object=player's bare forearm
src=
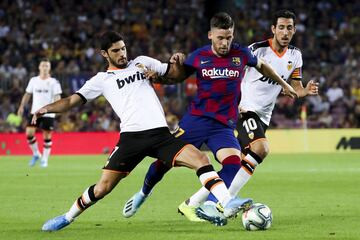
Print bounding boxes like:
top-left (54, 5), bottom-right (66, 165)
top-left (291, 81), bottom-right (307, 97)
top-left (256, 61), bottom-right (287, 88)
top-left (153, 75), bottom-right (185, 85)
top-left (256, 60), bottom-right (298, 98)
top-left (153, 52), bottom-right (188, 85)
top-left (42, 94), bottom-right (82, 114)
top-left (32, 94), bottom-right (82, 124)
top-left (153, 64), bottom-right (188, 85)
top-left (17, 93), bottom-right (31, 116)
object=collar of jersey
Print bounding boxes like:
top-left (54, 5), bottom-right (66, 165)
top-left (268, 38), bottom-right (288, 58)
top-left (107, 67), bottom-right (124, 71)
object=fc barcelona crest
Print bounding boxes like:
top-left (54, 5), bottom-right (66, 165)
top-left (232, 57), bottom-right (241, 66)
top-left (287, 61), bottom-right (293, 71)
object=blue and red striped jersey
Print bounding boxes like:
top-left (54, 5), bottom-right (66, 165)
top-left (184, 43), bottom-right (258, 128)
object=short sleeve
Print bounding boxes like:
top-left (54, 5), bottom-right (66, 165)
top-left (53, 79), bottom-right (62, 95)
top-left (183, 51), bottom-right (198, 76)
top-left (25, 78), bottom-right (34, 93)
top-left (76, 74), bottom-right (103, 100)
top-left (135, 56), bottom-right (169, 76)
top-left (184, 50), bottom-right (198, 69)
top-left (295, 52), bottom-right (303, 68)
top-left (244, 47), bottom-right (258, 67)
top-left (291, 51), bottom-right (303, 80)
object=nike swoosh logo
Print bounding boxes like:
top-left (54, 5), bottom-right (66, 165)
top-left (200, 60), bottom-right (210, 64)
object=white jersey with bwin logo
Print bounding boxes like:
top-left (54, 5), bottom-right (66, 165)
top-left (77, 56), bottom-right (169, 133)
top-left (240, 39), bottom-right (303, 126)
top-left (26, 76), bottom-right (62, 118)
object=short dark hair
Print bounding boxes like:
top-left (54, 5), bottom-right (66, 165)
top-left (39, 58), bottom-right (50, 63)
top-left (272, 10), bottom-right (296, 26)
top-left (210, 12), bottom-right (234, 29)
top-left (99, 31), bottom-right (124, 51)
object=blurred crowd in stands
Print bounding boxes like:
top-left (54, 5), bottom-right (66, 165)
top-left (0, 0), bottom-right (359, 132)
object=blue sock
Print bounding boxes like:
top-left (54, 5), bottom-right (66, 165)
top-left (142, 160), bottom-right (170, 195)
top-left (207, 155), bottom-right (241, 203)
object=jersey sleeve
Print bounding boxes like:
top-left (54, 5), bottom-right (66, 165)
top-left (136, 56), bottom-right (169, 76)
top-left (53, 79), bottom-right (62, 95)
top-left (184, 50), bottom-right (198, 68)
top-left (183, 51), bottom-right (198, 76)
top-left (25, 78), bottom-right (34, 94)
top-left (76, 73), bottom-right (103, 101)
top-left (244, 47), bottom-right (258, 67)
top-left (291, 68), bottom-right (302, 80)
top-left (291, 52), bottom-right (303, 80)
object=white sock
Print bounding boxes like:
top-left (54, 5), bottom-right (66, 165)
top-left (228, 168), bottom-right (251, 197)
top-left (65, 200), bottom-right (82, 221)
top-left (245, 153), bottom-right (259, 167)
top-left (228, 153), bottom-right (259, 197)
top-left (65, 186), bottom-right (96, 221)
top-left (28, 136), bottom-right (41, 156)
top-left (42, 140), bottom-right (52, 163)
top-left (198, 169), bottom-right (232, 207)
top-left (187, 187), bottom-right (209, 207)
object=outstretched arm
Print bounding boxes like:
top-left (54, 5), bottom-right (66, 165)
top-left (255, 59), bottom-right (298, 98)
top-left (31, 93), bottom-right (83, 124)
top-left (149, 53), bottom-right (191, 84)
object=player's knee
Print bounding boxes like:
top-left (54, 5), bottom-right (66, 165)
top-left (252, 140), bottom-right (270, 160)
top-left (26, 135), bottom-right (34, 140)
top-left (177, 145), bottom-right (210, 169)
top-left (191, 151), bottom-right (211, 170)
top-left (26, 135), bottom-right (36, 144)
top-left (258, 141), bottom-right (270, 159)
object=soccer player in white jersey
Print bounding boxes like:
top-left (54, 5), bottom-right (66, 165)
top-left (17, 59), bottom-right (62, 167)
top-left (192, 9), bottom-right (319, 221)
top-left (32, 31), bottom-right (252, 231)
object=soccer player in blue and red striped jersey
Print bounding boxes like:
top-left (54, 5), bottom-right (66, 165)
top-left (123, 12), bottom-right (297, 226)
top-left (184, 42), bottom-right (255, 129)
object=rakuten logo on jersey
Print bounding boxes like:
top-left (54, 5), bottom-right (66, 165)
top-left (202, 68), bottom-right (240, 79)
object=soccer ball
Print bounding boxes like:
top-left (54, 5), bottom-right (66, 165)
top-left (241, 203), bottom-right (273, 231)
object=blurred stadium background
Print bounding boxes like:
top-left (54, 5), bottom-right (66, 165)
top-left (1, 0), bottom-right (359, 155)
top-left (0, 0), bottom-right (359, 133)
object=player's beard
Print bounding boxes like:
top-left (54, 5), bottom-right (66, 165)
top-left (216, 46), bottom-right (230, 56)
top-left (109, 56), bottom-right (128, 69)
top-left (275, 35), bottom-right (290, 48)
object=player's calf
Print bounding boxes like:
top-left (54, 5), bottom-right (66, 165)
top-left (241, 149), bottom-right (264, 175)
top-left (228, 149), bottom-right (264, 197)
top-left (41, 138), bottom-right (52, 167)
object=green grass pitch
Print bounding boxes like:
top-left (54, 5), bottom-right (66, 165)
top-left (0, 152), bottom-right (359, 240)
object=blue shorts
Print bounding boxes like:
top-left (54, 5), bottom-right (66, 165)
top-left (177, 113), bottom-right (240, 155)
